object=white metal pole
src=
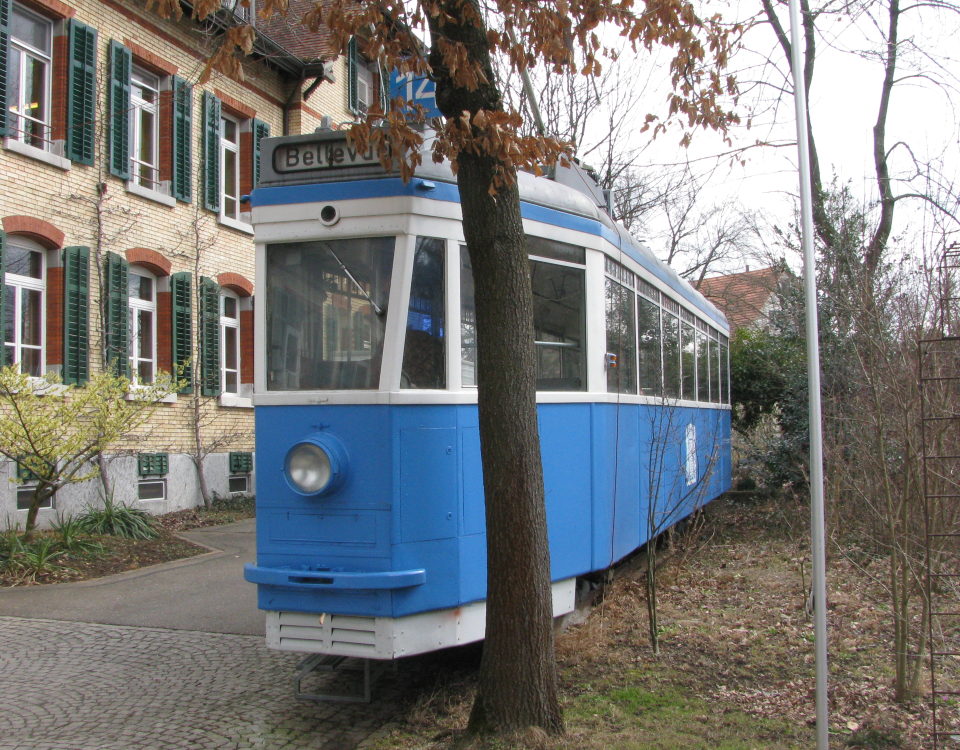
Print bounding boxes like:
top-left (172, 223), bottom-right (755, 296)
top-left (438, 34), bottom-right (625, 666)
top-left (787, 1), bottom-right (830, 747)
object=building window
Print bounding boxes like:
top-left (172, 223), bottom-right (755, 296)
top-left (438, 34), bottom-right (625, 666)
top-left (138, 479), bottom-right (165, 501)
top-left (347, 37), bottom-right (385, 116)
top-left (220, 115), bottom-right (240, 221)
top-left (220, 291), bottom-right (240, 393)
top-left (228, 475), bottom-right (248, 494)
top-left (2, 238), bottom-right (45, 376)
top-left (17, 485), bottom-right (52, 511)
top-left (8, 4), bottom-right (52, 149)
top-left (130, 65), bottom-right (160, 190)
top-left (128, 268), bottom-right (156, 382)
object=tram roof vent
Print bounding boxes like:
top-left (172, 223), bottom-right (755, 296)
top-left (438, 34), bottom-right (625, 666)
top-left (548, 159), bottom-right (608, 213)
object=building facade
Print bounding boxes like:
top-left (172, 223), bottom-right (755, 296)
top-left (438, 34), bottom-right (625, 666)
top-left (0, 0), bottom-right (378, 526)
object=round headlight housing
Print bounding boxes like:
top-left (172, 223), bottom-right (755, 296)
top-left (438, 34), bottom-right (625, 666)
top-left (284, 435), bottom-right (348, 496)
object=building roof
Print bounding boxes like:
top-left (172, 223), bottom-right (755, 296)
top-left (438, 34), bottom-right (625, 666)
top-left (695, 267), bottom-right (782, 331)
top-left (255, 0), bottom-right (340, 63)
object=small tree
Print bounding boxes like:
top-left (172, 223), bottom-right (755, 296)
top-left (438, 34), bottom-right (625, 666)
top-left (643, 404), bottom-right (720, 654)
top-left (0, 367), bottom-right (177, 540)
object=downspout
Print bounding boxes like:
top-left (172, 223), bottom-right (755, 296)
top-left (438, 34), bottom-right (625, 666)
top-left (282, 74), bottom-right (306, 136)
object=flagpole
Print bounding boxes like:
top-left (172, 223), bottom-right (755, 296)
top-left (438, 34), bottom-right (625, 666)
top-left (787, 0), bottom-right (830, 747)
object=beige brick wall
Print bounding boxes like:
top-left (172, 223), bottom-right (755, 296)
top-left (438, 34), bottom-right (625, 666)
top-left (1, 0), bottom-right (351, 515)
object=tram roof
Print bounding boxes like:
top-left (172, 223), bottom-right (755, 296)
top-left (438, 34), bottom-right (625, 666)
top-left (254, 131), bottom-right (729, 331)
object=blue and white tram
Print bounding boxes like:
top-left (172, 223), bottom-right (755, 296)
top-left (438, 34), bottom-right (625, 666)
top-left (244, 130), bottom-right (732, 660)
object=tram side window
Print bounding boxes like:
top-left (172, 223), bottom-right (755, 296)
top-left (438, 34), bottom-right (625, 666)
top-left (460, 246), bottom-right (477, 386)
top-left (605, 278), bottom-right (637, 394)
top-left (402, 238), bottom-right (446, 389)
top-left (680, 321), bottom-right (696, 400)
top-left (720, 338), bottom-right (730, 404)
top-left (531, 258), bottom-right (585, 391)
top-left (696, 329), bottom-right (710, 402)
top-left (265, 238), bottom-right (394, 390)
top-left (637, 296), bottom-right (662, 397)
top-left (458, 238), bottom-right (586, 391)
top-left (711, 331), bottom-right (722, 404)
top-left (662, 312), bottom-right (681, 399)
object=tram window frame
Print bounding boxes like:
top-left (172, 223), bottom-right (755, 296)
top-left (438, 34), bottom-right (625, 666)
top-left (637, 294), bottom-right (662, 397)
top-left (401, 237), bottom-right (446, 389)
top-left (680, 320), bottom-right (696, 401)
top-left (696, 328), bottom-right (710, 402)
top-left (264, 237), bottom-right (395, 391)
top-left (459, 237), bottom-right (587, 392)
top-left (720, 336), bottom-right (730, 404)
top-left (604, 276), bottom-right (638, 395)
top-left (530, 243), bottom-right (586, 392)
top-left (710, 329), bottom-right (722, 404)
top-left (459, 245), bottom-right (477, 387)
top-left (661, 309), bottom-right (681, 400)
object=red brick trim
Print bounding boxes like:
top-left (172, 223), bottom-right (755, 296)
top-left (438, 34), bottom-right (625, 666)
top-left (2, 216), bottom-right (65, 249)
top-left (98, 0), bottom-right (287, 110)
top-left (289, 100), bottom-right (326, 122)
top-left (215, 89), bottom-right (256, 120)
top-left (19, 0), bottom-right (74, 18)
top-left (125, 40), bottom-right (179, 77)
top-left (46, 266), bottom-right (64, 367)
top-left (217, 272), bottom-right (253, 297)
top-left (51, 35), bottom-right (68, 142)
top-left (157, 291), bottom-right (172, 373)
top-left (240, 308), bottom-right (254, 384)
top-left (125, 247), bottom-right (172, 277)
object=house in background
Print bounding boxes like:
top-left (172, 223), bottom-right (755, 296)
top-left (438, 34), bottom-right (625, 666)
top-left (695, 266), bottom-right (788, 333)
top-left (0, 0), bottom-right (381, 527)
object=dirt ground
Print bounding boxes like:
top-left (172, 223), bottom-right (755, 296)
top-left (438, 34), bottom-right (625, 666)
top-left (366, 493), bottom-right (958, 749)
top-left (0, 501), bottom-right (254, 587)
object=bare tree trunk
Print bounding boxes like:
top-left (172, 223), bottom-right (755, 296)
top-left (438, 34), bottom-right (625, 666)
top-left (23, 482), bottom-right (54, 541)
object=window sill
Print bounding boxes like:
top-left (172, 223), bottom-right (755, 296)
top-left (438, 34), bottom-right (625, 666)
top-left (127, 181), bottom-right (176, 207)
top-left (125, 385), bottom-right (178, 404)
top-left (219, 213), bottom-right (254, 235)
top-left (4, 138), bottom-right (71, 171)
top-left (219, 392), bottom-right (253, 408)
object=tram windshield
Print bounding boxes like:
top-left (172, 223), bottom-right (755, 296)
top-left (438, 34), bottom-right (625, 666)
top-left (265, 237), bottom-right (394, 390)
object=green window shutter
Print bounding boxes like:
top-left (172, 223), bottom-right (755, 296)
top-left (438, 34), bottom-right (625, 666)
top-left (170, 272), bottom-right (193, 393)
top-left (202, 92), bottom-right (221, 212)
top-left (199, 276), bottom-right (221, 396)
top-left (172, 77), bottom-right (192, 203)
top-left (138, 452), bottom-right (168, 476)
top-left (66, 20), bottom-right (97, 165)
top-left (0, 231), bottom-right (6, 367)
top-left (0, 0), bottom-right (11, 137)
top-left (62, 246), bottom-right (90, 385)
top-left (229, 451), bottom-right (253, 473)
top-left (251, 119), bottom-right (270, 188)
top-left (347, 37), bottom-right (359, 114)
top-left (108, 41), bottom-right (132, 179)
top-left (104, 251), bottom-right (130, 377)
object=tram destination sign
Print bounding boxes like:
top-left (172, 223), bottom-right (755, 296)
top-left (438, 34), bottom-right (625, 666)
top-left (273, 138), bottom-right (381, 174)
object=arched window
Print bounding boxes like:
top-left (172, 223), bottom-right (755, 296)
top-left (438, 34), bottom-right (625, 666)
top-left (3, 236), bottom-right (46, 375)
top-left (220, 290), bottom-right (240, 393)
top-left (128, 267), bottom-right (157, 382)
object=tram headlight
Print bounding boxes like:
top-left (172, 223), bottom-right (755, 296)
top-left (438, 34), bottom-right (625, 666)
top-left (284, 435), bottom-right (348, 496)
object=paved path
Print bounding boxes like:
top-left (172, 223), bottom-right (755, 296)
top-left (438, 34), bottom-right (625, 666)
top-left (0, 520), bottom-right (414, 749)
top-left (0, 520), bottom-right (262, 634)
top-left (0, 617), bottom-right (403, 750)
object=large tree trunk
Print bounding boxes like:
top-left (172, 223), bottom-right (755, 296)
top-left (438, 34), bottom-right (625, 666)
top-left (460, 154), bottom-right (563, 735)
top-left (427, 0), bottom-right (563, 736)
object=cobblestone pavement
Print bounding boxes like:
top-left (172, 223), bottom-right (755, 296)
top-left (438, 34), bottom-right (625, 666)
top-left (0, 617), bottom-right (405, 750)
